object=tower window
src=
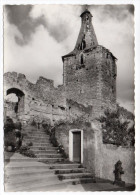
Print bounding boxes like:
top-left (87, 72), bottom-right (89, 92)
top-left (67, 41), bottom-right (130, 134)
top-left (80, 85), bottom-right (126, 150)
top-left (81, 54), bottom-right (84, 64)
top-left (80, 35), bottom-right (86, 50)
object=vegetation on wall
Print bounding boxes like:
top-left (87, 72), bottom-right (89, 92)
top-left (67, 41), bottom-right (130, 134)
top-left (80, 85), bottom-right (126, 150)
top-left (49, 128), bottom-right (68, 159)
top-left (4, 116), bottom-right (23, 152)
top-left (97, 108), bottom-right (135, 146)
top-left (4, 117), bottom-right (16, 151)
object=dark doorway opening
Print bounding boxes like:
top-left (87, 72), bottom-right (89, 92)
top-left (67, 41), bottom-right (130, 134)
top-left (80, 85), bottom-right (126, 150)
top-left (73, 131), bottom-right (81, 162)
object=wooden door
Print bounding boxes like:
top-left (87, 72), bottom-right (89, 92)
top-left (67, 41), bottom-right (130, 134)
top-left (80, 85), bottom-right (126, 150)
top-left (73, 132), bottom-right (81, 162)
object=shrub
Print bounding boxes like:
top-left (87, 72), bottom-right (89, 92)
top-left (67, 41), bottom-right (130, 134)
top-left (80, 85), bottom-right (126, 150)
top-left (4, 117), bottom-right (15, 134)
top-left (57, 144), bottom-right (68, 159)
top-left (19, 145), bottom-right (36, 158)
top-left (50, 135), bottom-right (59, 147)
top-left (15, 130), bottom-right (22, 138)
top-left (96, 108), bottom-right (135, 146)
top-left (4, 131), bottom-right (16, 152)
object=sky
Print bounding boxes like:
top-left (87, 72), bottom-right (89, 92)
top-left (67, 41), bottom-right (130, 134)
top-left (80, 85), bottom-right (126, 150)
top-left (4, 4), bottom-right (134, 113)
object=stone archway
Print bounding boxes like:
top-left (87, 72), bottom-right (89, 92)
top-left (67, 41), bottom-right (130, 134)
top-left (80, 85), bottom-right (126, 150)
top-left (6, 88), bottom-right (25, 116)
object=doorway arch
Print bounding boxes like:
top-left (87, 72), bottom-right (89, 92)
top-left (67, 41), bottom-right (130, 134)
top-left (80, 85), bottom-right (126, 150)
top-left (6, 88), bottom-right (25, 114)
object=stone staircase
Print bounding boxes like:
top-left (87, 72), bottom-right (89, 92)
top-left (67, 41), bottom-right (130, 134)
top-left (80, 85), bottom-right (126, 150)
top-left (4, 126), bottom-right (96, 191)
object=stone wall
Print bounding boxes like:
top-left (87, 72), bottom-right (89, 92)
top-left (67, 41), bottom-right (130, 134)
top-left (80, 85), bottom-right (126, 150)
top-left (66, 99), bottom-right (92, 121)
top-left (92, 123), bottom-right (135, 184)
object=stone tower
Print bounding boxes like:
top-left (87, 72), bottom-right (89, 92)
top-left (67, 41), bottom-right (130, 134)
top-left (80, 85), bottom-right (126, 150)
top-left (62, 9), bottom-right (117, 118)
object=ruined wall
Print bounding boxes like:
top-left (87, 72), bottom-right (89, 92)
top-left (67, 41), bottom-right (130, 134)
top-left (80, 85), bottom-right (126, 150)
top-left (4, 72), bottom-right (66, 125)
top-left (63, 45), bottom-right (117, 119)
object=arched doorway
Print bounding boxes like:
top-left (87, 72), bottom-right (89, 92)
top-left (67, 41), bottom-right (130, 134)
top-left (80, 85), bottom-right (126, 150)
top-left (6, 88), bottom-right (25, 115)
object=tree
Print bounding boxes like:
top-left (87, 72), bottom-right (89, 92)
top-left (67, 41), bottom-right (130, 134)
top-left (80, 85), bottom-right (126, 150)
top-left (97, 108), bottom-right (134, 146)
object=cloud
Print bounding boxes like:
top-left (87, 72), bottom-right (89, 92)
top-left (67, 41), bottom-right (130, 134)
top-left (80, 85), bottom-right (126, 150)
top-left (5, 5), bottom-right (46, 45)
top-left (89, 4), bottom-right (134, 22)
top-left (4, 5), bottom-right (134, 112)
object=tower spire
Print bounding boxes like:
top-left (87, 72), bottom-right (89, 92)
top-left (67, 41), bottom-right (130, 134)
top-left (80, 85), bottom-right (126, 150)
top-left (76, 9), bottom-right (98, 50)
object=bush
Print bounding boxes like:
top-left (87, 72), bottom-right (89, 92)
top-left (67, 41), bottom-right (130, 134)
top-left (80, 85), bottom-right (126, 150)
top-left (4, 131), bottom-right (16, 152)
top-left (4, 117), bottom-right (15, 134)
top-left (96, 108), bottom-right (135, 146)
top-left (19, 145), bottom-right (36, 158)
top-left (57, 144), bottom-right (68, 159)
top-left (50, 135), bottom-right (59, 147)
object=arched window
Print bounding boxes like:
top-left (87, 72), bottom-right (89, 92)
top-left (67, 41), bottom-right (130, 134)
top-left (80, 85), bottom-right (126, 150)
top-left (81, 54), bottom-right (84, 64)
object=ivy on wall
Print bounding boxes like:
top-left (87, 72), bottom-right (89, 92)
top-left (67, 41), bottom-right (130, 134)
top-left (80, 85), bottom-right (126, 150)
top-left (96, 108), bottom-right (135, 147)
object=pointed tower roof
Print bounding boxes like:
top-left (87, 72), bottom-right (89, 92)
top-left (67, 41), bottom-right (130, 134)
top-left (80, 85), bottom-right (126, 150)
top-left (62, 9), bottom-right (98, 61)
top-left (80, 8), bottom-right (93, 17)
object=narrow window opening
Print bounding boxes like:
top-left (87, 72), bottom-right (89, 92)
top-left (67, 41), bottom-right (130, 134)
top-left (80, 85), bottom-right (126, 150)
top-left (81, 54), bottom-right (84, 64)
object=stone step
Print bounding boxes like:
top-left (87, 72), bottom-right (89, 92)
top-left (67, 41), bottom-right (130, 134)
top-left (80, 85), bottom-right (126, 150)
top-left (63, 177), bottom-right (96, 185)
top-left (30, 146), bottom-right (57, 150)
top-left (32, 142), bottom-right (51, 145)
top-left (6, 163), bottom-right (81, 170)
top-left (25, 134), bottom-right (50, 138)
top-left (25, 138), bottom-right (50, 141)
top-left (32, 149), bottom-right (58, 154)
top-left (24, 138), bottom-right (50, 142)
top-left (37, 154), bottom-right (62, 158)
top-left (58, 172), bottom-right (94, 180)
top-left (38, 157), bottom-right (64, 163)
top-left (27, 135), bottom-right (50, 138)
top-left (55, 168), bottom-right (85, 174)
top-left (24, 141), bottom-right (51, 145)
top-left (30, 142), bottom-right (51, 144)
top-left (30, 143), bottom-right (53, 146)
top-left (5, 157), bottom-right (63, 163)
top-left (26, 132), bottom-right (48, 136)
